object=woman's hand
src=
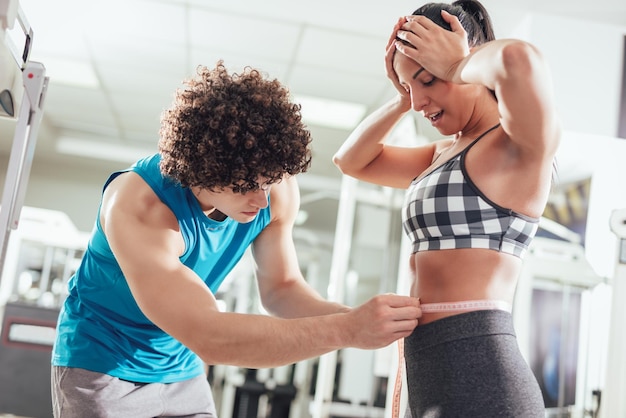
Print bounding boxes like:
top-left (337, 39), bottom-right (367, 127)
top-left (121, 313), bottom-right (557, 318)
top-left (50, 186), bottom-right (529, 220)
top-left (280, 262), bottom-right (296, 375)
top-left (385, 17), bottom-right (411, 110)
top-left (395, 10), bottom-right (469, 83)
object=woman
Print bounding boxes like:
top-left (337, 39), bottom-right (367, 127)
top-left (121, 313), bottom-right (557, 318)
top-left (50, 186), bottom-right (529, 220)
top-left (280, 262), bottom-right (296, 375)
top-left (333, 1), bottom-right (560, 417)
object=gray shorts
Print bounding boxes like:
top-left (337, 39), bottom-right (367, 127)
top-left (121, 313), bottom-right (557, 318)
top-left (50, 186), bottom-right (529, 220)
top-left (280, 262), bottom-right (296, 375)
top-left (51, 366), bottom-right (217, 418)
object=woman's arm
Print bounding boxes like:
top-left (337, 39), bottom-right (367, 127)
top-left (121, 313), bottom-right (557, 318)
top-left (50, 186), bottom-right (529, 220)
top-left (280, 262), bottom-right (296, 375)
top-left (333, 19), bottom-right (438, 189)
top-left (396, 11), bottom-right (561, 160)
top-left (462, 39), bottom-right (561, 158)
top-left (333, 96), bottom-right (436, 189)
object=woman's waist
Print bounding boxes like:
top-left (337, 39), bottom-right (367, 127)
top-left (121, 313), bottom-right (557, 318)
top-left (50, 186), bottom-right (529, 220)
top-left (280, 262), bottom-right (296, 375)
top-left (411, 252), bottom-right (519, 291)
top-left (413, 278), bottom-right (518, 310)
top-left (418, 297), bottom-right (512, 324)
top-left (421, 299), bottom-right (512, 313)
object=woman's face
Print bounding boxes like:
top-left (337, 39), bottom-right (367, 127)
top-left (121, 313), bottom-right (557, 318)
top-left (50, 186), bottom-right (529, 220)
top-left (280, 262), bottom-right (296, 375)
top-left (393, 52), bottom-right (477, 136)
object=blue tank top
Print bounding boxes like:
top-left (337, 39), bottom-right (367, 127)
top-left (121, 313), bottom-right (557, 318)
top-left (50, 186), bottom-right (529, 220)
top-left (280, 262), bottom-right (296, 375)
top-left (52, 154), bottom-right (271, 383)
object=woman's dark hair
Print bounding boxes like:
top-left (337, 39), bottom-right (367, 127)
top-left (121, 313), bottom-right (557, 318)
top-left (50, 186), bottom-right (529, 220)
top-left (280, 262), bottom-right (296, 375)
top-left (158, 61), bottom-right (312, 193)
top-left (412, 0), bottom-right (495, 46)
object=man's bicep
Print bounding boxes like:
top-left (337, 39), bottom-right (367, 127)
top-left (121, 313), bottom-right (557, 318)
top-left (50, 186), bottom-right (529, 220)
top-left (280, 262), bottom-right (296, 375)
top-left (102, 177), bottom-right (183, 288)
top-left (253, 222), bottom-right (303, 291)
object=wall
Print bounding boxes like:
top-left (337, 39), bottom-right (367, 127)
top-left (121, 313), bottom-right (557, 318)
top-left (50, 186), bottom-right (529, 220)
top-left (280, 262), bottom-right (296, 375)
top-left (529, 14), bottom-right (625, 138)
top-left (519, 15), bottom-right (626, 279)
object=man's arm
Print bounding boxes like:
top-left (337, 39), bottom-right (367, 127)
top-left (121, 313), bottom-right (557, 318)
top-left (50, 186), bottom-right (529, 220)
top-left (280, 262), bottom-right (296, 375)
top-left (102, 172), bottom-right (421, 369)
top-left (252, 176), bottom-right (348, 318)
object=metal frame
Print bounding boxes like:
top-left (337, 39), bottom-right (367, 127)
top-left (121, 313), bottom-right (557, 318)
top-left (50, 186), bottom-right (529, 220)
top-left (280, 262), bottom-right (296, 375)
top-left (0, 1), bottom-right (48, 285)
top-left (602, 208), bottom-right (626, 418)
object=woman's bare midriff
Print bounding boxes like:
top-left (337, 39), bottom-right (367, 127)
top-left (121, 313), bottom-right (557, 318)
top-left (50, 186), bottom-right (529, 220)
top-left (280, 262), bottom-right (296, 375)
top-left (409, 248), bottom-right (523, 324)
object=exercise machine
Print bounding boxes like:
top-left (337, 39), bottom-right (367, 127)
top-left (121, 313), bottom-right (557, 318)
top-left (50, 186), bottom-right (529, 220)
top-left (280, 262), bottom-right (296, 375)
top-left (0, 0), bottom-right (48, 284)
top-left (600, 208), bottom-right (626, 418)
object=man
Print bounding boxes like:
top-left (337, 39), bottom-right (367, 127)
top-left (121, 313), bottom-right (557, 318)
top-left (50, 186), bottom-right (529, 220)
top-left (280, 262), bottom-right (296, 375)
top-left (51, 61), bottom-right (421, 417)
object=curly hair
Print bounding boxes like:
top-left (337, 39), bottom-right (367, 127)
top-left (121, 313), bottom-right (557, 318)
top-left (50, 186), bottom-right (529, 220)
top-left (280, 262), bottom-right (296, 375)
top-left (158, 61), bottom-right (312, 193)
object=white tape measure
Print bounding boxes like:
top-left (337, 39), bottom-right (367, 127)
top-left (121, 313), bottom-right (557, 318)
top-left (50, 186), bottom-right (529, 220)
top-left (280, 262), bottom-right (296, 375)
top-left (420, 299), bottom-right (512, 313)
top-left (391, 338), bottom-right (405, 418)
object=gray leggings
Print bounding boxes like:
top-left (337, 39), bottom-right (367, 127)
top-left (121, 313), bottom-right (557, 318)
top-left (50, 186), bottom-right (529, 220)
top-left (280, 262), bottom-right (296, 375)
top-left (51, 366), bottom-right (217, 418)
top-left (404, 310), bottom-right (544, 418)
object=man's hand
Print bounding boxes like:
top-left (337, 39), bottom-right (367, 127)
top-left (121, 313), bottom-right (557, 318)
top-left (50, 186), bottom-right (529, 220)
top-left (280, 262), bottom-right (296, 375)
top-left (342, 294), bottom-right (421, 349)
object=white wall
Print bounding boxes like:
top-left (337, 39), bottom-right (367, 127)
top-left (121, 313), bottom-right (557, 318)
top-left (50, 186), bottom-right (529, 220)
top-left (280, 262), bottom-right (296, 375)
top-left (527, 14), bottom-right (625, 138)
top-left (521, 15), bottom-right (626, 279)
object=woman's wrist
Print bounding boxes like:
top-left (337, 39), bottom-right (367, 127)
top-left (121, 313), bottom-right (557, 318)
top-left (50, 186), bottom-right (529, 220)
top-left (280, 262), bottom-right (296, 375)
top-left (391, 93), bottom-right (412, 113)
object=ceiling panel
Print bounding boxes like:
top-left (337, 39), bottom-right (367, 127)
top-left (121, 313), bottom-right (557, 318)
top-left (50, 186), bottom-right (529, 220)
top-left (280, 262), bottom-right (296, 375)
top-left (184, 0), bottom-right (413, 40)
top-left (4, 0), bottom-right (626, 236)
top-left (188, 8), bottom-right (302, 60)
top-left (88, 37), bottom-right (188, 77)
top-left (84, 0), bottom-right (188, 45)
top-left (42, 85), bottom-right (116, 128)
top-left (189, 47), bottom-right (291, 81)
top-left (295, 27), bottom-right (386, 77)
top-left (21, 0), bottom-right (90, 58)
top-left (287, 63), bottom-right (390, 105)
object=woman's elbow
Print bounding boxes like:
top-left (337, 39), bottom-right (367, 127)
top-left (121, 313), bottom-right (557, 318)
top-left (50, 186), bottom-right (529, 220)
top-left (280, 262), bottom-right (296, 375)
top-left (332, 152), bottom-right (351, 175)
top-left (500, 41), bottom-right (544, 78)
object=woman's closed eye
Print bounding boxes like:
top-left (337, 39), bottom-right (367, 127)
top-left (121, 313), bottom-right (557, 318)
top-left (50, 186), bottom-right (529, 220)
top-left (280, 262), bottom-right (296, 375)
top-left (421, 77), bottom-right (436, 87)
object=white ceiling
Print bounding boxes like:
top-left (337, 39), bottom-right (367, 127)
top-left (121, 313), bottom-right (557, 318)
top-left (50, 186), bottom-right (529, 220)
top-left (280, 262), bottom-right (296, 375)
top-left (2, 0), bottom-right (626, 235)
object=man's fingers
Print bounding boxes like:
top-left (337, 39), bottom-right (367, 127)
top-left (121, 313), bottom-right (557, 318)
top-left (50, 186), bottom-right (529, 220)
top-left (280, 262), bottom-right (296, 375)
top-left (379, 293), bottom-right (421, 308)
top-left (394, 304), bottom-right (423, 320)
top-left (389, 318), bottom-right (419, 339)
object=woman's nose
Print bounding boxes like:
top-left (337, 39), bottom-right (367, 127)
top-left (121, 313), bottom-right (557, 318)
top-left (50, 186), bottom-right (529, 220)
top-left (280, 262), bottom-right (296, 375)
top-left (411, 90), bottom-right (430, 111)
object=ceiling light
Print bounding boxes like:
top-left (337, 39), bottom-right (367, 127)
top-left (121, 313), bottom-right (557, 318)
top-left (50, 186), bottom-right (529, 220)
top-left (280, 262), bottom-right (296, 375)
top-left (56, 137), bottom-right (154, 163)
top-left (294, 94), bottom-right (367, 130)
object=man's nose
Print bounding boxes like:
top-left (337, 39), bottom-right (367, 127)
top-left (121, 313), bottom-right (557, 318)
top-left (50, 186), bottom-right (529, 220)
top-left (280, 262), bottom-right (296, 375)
top-left (252, 189), bottom-right (269, 208)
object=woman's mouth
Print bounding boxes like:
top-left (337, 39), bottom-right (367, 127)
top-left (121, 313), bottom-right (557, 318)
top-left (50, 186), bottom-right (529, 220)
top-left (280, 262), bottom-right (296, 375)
top-left (427, 111), bottom-right (443, 123)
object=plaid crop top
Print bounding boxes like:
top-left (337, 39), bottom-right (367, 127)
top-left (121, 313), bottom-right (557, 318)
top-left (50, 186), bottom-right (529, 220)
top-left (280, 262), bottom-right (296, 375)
top-left (402, 125), bottom-right (539, 258)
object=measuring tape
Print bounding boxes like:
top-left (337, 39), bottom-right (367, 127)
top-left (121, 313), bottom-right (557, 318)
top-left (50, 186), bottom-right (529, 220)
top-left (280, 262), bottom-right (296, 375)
top-left (420, 299), bottom-right (512, 313)
top-left (391, 338), bottom-right (405, 418)
top-left (391, 300), bottom-right (511, 418)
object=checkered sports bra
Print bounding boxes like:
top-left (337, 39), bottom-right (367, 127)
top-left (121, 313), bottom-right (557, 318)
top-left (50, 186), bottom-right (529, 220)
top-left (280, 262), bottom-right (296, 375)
top-left (402, 124), bottom-right (539, 258)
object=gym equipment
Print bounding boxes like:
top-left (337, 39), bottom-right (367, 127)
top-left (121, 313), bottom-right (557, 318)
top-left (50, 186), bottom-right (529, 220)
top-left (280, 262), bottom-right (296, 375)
top-left (0, 0), bottom-right (49, 290)
top-left (0, 301), bottom-right (59, 418)
top-left (601, 209), bottom-right (626, 418)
